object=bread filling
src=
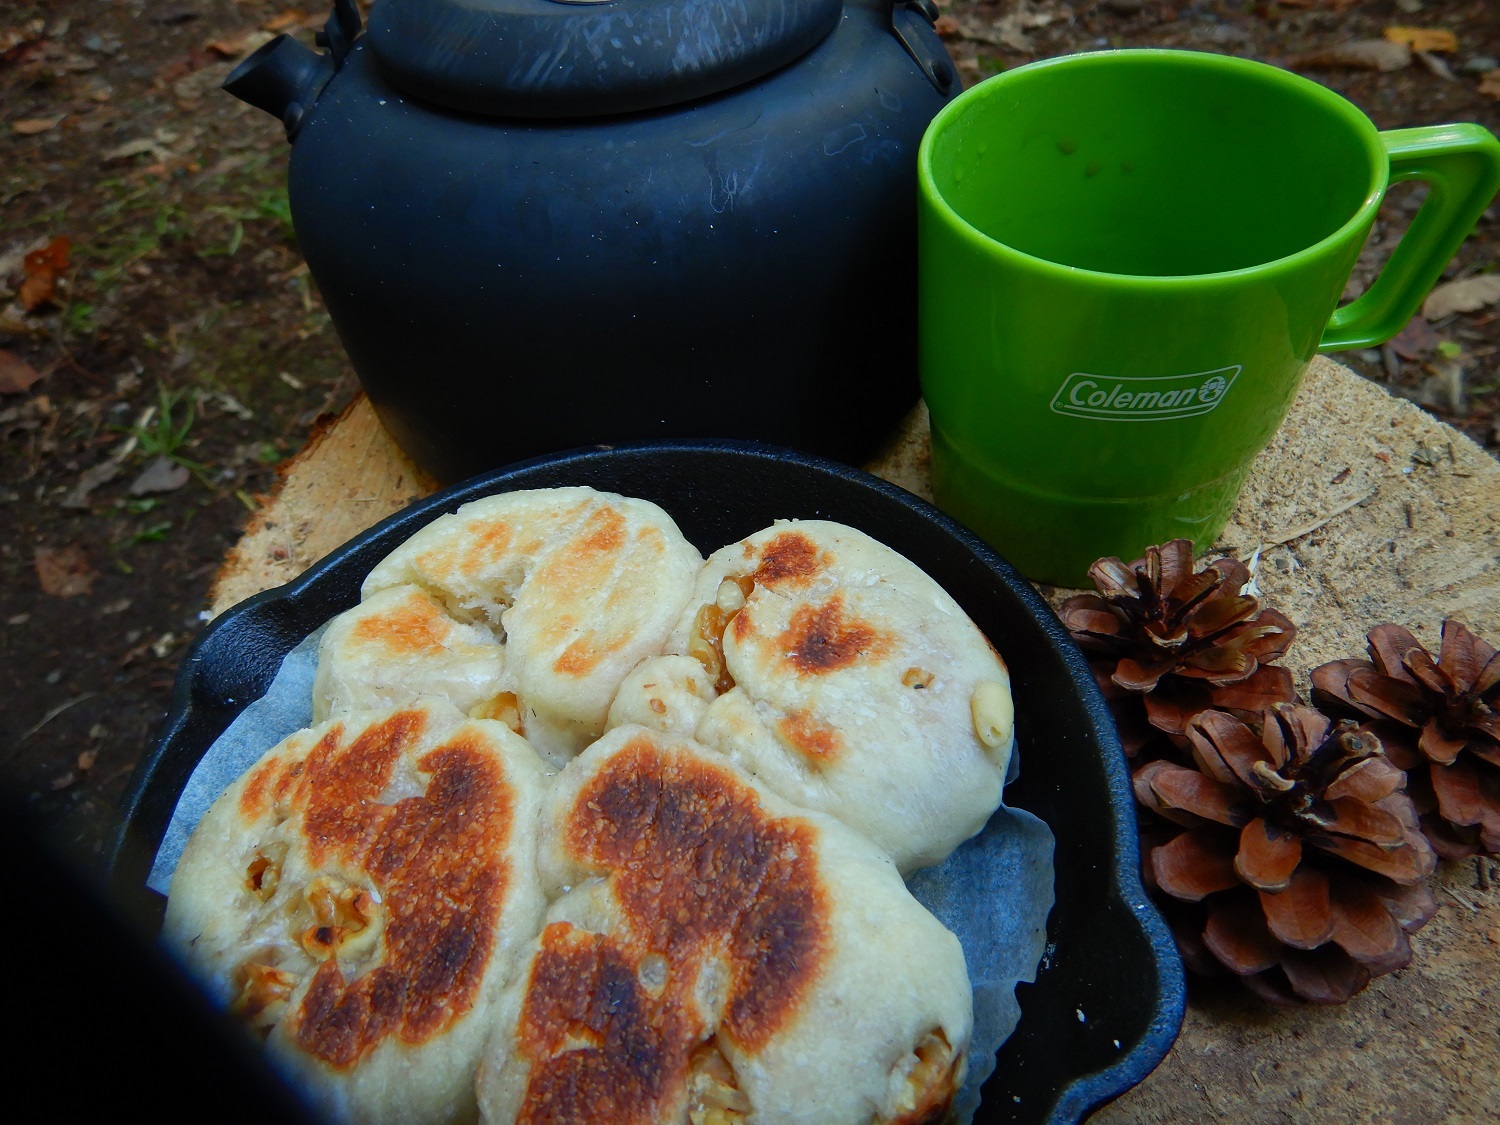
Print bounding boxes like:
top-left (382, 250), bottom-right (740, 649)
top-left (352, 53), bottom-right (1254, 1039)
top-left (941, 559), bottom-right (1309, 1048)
top-left (689, 576), bottom-right (757, 694)
top-left (883, 1028), bottom-right (962, 1125)
top-left (685, 1039), bottom-right (751, 1125)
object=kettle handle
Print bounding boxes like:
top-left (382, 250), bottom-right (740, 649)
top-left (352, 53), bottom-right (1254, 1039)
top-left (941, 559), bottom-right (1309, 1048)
top-left (891, 0), bottom-right (956, 94)
top-left (318, 0), bottom-right (362, 67)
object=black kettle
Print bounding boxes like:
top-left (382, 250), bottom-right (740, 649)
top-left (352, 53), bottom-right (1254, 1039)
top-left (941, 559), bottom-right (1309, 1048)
top-left (227, 0), bottom-right (958, 482)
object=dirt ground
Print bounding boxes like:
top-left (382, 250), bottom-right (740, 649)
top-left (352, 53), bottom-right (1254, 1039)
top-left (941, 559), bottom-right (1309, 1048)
top-left (2, 0), bottom-right (1498, 872)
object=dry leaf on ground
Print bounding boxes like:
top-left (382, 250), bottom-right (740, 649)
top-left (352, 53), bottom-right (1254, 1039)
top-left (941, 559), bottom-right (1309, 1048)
top-left (262, 9), bottom-right (317, 33)
top-left (129, 455), bottom-right (191, 495)
top-left (205, 28), bottom-right (274, 59)
top-left (34, 545), bottom-right (96, 598)
top-left (1481, 69), bottom-right (1500, 100)
top-left (1293, 39), bottom-right (1412, 72)
top-left (1382, 27), bottom-right (1458, 53)
top-left (19, 236), bottom-right (69, 312)
top-left (102, 137), bottom-right (174, 163)
top-left (1423, 274), bottom-right (1500, 320)
top-left (61, 459), bottom-right (123, 509)
top-left (1390, 316), bottom-right (1438, 361)
top-left (0, 348), bottom-right (43, 394)
top-left (1415, 50), bottom-right (1456, 81)
top-left (10, 114), bottom-right (66, 135)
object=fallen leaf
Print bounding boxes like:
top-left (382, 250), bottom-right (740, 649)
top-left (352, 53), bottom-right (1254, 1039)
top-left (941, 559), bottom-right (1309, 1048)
top-left (0, 348), bottom-right (42, 394)
top-left (1390, 315), bottom-right (1438, 361)
top-left (19, 235), bottom-right (69, 311)
top-left (1293, 39), bottom-right (1411, 72)
top-left (77, 748), bottom-right (98, 772)
top-left (102, 137), bottom-right (173, 163)
top-left (129, 455), bottom-right (191, 495)
top-left (60, 458), bottom-right (123, 509)
top-left (1415, 50), bottom-right (1456, 81)
top-left (1382, 27), bottom-right (1457, 53)
top-left (1423, 274), bottom-right (1500, 320)
top-left (10, 114), bottom-right (66, 135)
top-left (205, 28), bottom-right (274, 58)
top-left (262, 9), bottom-right (309, 33)
top-left (35, 545), bottom-right (96, 597)
top-left (1481, 69), bottom-right (1500, 100)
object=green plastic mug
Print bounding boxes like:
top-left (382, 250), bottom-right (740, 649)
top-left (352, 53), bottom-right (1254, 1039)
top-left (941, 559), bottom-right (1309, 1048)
top-left (917, 49), bottom-right (1500, 586)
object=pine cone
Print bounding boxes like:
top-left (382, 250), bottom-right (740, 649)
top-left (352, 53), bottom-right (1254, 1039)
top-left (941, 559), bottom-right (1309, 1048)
top-left (1312, 619), bottom-right (1500, 859)
top-left (1061, 540), bottom-right (1298, 756)
top-left (1134, 704), bottom-right (1437, 1005)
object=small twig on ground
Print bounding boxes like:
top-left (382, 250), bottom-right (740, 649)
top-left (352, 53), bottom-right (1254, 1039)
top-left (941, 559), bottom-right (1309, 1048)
top-left (1255, 489), bottom-right (1381, 555)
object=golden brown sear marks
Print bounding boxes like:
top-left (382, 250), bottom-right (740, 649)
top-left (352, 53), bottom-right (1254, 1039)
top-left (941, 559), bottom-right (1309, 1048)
top-left (413, 518), bottom-right (514, 583)
top-left (752, 531), bottom-right (828, 588)
top-left (551, 630), bottom-right (627, 677)
top-left (775, 709), bottom-right (844, 766)
top-left (777, 594), bottom-right (894, 675)
top-left (459, 519), bottom-right (514, 577)
top-left (239, 753), bottom-right (286, 821)
top-left (299, 711), bottom-right (423, 867)
top-left (349, 590), bottom-right (456, 656)
top-left (238, 713), bottom-right (514, 1069)
top-left (516, 739), bottom-right (832, 1122)
top-left (575, 505), bottom-right (627, 557)
top-left (516, 922), bottom-right (696, 1125)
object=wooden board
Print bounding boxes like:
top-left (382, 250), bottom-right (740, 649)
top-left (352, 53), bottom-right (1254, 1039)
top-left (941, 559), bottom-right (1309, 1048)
top-left (211, 356), bottom-right (1500, 1121)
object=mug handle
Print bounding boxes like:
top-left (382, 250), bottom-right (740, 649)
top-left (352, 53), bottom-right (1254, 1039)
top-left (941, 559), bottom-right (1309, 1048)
top-left (1320, 123), bottom-right (1500, 353)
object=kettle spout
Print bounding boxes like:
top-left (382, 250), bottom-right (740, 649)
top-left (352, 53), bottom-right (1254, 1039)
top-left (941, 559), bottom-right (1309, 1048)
top-left (223, 35), bottom-right (333, 140)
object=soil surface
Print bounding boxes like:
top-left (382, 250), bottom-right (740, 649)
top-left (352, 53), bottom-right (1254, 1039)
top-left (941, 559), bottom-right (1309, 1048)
top-left (2, 0), bottom-right (1498, 874)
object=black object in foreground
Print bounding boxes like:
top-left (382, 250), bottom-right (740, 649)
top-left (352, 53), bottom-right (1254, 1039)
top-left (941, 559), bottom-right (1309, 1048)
top-left (222, 0), bottom-right (959, 482)
top-left (110, 441), bottom-right (1184, 1123)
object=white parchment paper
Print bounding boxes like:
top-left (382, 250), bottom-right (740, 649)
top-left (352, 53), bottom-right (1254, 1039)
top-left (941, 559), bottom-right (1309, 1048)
top-left (149, 630), bottom-right (1055, 1122)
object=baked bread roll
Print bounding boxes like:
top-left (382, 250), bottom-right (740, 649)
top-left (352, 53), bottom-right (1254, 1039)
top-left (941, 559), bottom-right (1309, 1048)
top-left (313, 584), bottom-right (506, 723)
top-left (667, 520), bottom-right (1014, 873)
top-left (164, 701), bottom-right (551, 1125)
top-left (476, 725), bottom-right (972, 1125)
top-left (358, 487), bottom-right (703, 764)
top-left (604, 654), bottom-right (715, 738)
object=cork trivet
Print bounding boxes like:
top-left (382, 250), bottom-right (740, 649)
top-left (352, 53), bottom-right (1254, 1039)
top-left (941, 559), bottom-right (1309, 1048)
top-left (209, 356), bottom-right (1500, 1121)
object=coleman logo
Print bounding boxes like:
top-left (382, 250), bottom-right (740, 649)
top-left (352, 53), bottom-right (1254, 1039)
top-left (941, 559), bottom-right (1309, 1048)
top-left (1049, 366), bottom-right (1241, 421)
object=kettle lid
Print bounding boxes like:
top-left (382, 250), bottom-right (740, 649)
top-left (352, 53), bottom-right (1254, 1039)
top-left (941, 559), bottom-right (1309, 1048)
top-left (366, 0), bottom-right (845, 118)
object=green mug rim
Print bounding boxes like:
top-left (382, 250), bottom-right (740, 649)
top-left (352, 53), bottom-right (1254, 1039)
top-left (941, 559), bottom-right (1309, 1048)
top-left (917, 49), bottom-right (1390, 288)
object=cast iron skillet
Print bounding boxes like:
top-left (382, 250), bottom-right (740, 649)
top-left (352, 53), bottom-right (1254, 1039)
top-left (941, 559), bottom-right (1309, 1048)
top-left (109, 441), bottom-right (1185, 1123)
